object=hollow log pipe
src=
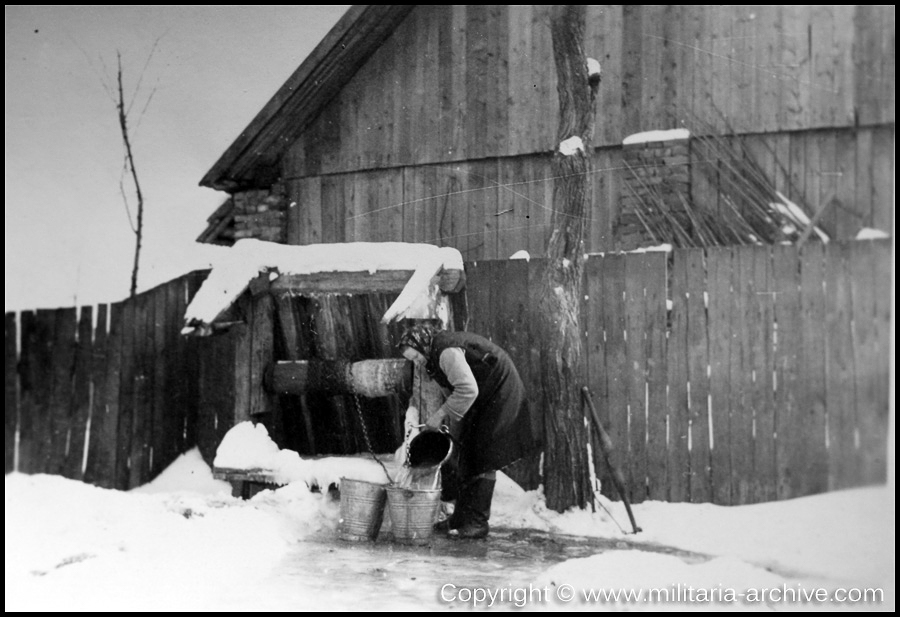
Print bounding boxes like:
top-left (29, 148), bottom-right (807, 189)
top-left (267, 359), bottom-right (413, 397)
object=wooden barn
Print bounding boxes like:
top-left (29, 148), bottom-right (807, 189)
top-left (6, 6), bottom-right (893, 507)
top-left (197, 5), bottom-right (893, 253)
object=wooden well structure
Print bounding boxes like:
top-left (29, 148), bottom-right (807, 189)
top-left (187, 262), bottom-right (467, 475)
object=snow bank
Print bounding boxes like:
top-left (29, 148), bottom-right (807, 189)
top-left (214, 421), bottom-right (394, 487)
top-left (623, 129), bottom-right (690, 145)
top-left (4, 472), bottom-right (309, 611)
top-left (4, 456), bottom-right (894, 611)
top-left (131, 447), bottom-right (231, 495)
top-left (183, 239), bottom-right (463, 328)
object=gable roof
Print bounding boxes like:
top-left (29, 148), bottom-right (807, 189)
top-left (200, 5), bottom-right (414, 193)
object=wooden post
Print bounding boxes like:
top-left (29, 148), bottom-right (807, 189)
top-left (539, 5), bottom-right (601, 512)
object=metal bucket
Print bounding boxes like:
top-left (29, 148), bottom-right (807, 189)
top-left (407, 429), bottom-right (454, 468)
top-left (338, 478), bottom-right (388, 542)
top-left (386, 486), bottom-right (442, 545)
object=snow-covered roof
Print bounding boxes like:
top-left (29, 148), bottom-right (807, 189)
top-left (182, 239), bottom-right (463, 331)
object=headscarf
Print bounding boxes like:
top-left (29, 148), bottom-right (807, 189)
top-left (397, 323), bottom-right (436, 356)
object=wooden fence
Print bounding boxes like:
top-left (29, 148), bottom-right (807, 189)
top-left (5, 239), bottom-right (892, 503)
top-left (465, 239), bottom-right (892, 505)
top-left (6, 272), bottom-right (209, 489)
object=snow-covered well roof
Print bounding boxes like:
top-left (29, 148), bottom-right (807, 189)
top-left (183, 239), bottom-right (463, 330)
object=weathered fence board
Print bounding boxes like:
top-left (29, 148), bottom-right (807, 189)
top-left (129, 290), bottom-right (153, 488)
top-left (666, 251), bottom-right (690, 502)
top-left (150, 285), bottom-right (170, 480)
top-left (706, 247), bottom-right (733, 505)
top-left (67, 306), bottom-right (93, 480)
top-left (685, 249), bottom-right (711, 503)
top-left (28, 310), bottom-right (56, 472)
top-left (799, 243), bottom-right (829, 498)
top-left (732, 247), bottom-right (755, 505)
top-left (870, 240), bottom-right (892, 478)
top-left (848, 241), bottom-right (887, 485)
top-left (772, 245), bottom-right (803, 500)
top-left (624, 253), bottom-right (648, 502)
top-left (823, 244), bottom-right (855, 490)
top-left (6, 313), bottom-right (17, 473)
top-left (84, 302), bottom-right (119, 488)
top-left (643, 253), bottom-right (668, 501)
top-left (603, 255), bottom-right (631, 500)
top-left (750, 246), bottom-right (776, 504)
top-left (115, 300), bottom-right (136, 489)
top-left (48, 307), bottom-right (76, 477)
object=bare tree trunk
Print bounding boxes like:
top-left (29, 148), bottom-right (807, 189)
top-left (539, 5), bottom-right (600, 512)
top-left (117, 53), bottom-right (145, 298)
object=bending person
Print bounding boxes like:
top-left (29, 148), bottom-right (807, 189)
top-left (398, 323), bottom-right (541, 539)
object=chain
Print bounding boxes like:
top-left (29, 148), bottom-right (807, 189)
top-left (348, 367), bottom-right (394, 485)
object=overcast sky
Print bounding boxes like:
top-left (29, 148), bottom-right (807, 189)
top-left (5, 6), bottom-right (350, 312)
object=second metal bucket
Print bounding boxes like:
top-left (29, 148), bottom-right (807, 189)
top-left (338, 478), bottom-right (388, 542)
top-left (386, 486), bottom-right (442, 545)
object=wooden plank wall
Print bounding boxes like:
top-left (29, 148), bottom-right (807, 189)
top-left (283, 5), bottom-right (893, 177)
top-left (270, 292), bottom-right (407, 457)
top-left (286, 125), bottom-right (893, 257)
top-left (462, 240), bottom-right (891, 504)
top-left (7, 271), bottom-right (210, 490)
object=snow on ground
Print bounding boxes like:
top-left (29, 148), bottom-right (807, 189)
top-left (183, 239), bottom-right (463, 328)
top-left (6, 440), bottom-right (894, 612)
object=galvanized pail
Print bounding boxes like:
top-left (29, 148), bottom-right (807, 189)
top-left (407, 429), bottom-right (454, 468)
top-left (338, 478), bottom-right (388, 542)
top-left (386, 486), bottom-right (442, 545)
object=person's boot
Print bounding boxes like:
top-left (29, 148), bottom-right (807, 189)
top-left (433, 466), bottom-right (462, 533)
top-left (451, 478), bottom-right (495, 540)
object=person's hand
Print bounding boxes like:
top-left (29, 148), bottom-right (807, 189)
top-left (425, 409), bottom-right (446, 431)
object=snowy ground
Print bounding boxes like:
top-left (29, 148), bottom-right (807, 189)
top-left (5, 446), bottom-right (894, 612)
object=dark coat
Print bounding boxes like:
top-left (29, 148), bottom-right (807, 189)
top-left (426, 331), bottom-right (541, 479)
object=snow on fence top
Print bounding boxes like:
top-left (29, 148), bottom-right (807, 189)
top-left (855, 227), bottom-right (890, 240)
top-left (622, 128), bottom-right (691, 145)
top-left (183, 239), bottom-right (463, 329)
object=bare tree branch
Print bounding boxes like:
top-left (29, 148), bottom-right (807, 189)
top-left (116, 52), bottom-right (145, 298)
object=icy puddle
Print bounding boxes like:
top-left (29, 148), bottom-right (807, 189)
top-left (269, 528), bottom-right (707, 611)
